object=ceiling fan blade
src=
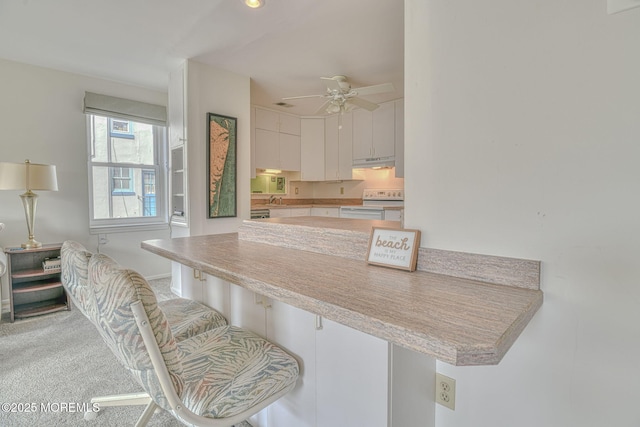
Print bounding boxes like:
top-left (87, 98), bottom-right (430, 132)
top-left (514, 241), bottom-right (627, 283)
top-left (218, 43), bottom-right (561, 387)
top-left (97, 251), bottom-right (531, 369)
top-left (352, 82), bottom-right (395, 97)
top-left (314, 99), bottom-right (333, 115)
top-left (282, 94), bottom-right (326, 100)
top-left (346, 97), bottom-right (379, 111)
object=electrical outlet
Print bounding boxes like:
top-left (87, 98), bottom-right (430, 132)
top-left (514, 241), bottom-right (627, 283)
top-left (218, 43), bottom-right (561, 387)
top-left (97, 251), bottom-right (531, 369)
top-left (294, 187), bottom-right (299, 195)
top-left (435, 373), bottom-right (456, 410)
top-left (340, 187), bottom-right (344, 195)
top-left (98, 234), bottom-right (109, 245)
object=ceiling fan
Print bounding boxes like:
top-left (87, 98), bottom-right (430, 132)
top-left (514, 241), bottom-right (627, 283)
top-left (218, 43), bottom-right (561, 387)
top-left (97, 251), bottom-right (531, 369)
top-left (283, 75), bottom-right (395, 115)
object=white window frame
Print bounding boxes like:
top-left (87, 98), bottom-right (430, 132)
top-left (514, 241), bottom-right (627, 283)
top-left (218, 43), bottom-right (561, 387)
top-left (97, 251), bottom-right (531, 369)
top-left (87, 115), bottom-right (168, 233)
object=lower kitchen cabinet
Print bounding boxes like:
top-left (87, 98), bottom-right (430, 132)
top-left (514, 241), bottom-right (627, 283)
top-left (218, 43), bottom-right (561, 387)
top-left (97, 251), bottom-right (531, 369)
top-left (269, 207), bottom-right (312, 218)
top-left (179, 277), bottom-right (431, 427)
top-left (228, 285), bottom-right (316, 427)
top-left (310, 207), bottom-right (340, 217)
top-left (316, 318), bottom-right (389, 427)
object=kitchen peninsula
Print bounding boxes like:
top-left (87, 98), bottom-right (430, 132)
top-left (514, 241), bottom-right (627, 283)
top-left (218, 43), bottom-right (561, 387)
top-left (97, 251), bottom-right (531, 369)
top-left (142, 217), bottom-right (542, 366)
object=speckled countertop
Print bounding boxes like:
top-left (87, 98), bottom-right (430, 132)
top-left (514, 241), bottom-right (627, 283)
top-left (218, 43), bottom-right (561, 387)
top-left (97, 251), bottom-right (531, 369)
top-left (142, 218), bottom-right (542, 366)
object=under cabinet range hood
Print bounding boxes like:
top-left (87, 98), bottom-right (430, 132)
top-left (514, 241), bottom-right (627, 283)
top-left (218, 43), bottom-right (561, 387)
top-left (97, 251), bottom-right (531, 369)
top-left (352, 156), bottom-right (395, 169)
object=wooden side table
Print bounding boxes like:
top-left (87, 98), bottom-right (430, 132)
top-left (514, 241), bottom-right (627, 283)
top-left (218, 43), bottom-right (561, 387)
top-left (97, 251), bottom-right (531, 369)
top-left (4, 243), bottom-right (71, 322)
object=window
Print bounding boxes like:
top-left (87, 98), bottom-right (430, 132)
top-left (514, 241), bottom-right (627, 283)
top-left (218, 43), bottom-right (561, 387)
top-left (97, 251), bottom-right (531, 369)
top-left (112, 167), bottom-right (134, 194)
top-left (110, 119), bottom-right (135, 139)
top-left (87, 114), bottom-right (167, 231)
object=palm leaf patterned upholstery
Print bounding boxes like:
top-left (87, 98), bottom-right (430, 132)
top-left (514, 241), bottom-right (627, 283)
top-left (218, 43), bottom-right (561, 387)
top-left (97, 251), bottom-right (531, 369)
top-left (61, 240), bottom-right (97, 323)
top-left (61, 240), bottom-right (227, 341)
top-left (89, 254), bottom-right (184, 410)
top-left (88, 254), bottom-right (300, 421)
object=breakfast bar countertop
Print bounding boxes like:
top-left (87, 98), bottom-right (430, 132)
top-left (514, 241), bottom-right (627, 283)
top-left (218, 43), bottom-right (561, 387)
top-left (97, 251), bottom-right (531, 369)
top-left (142, 219), bottom-right (542, 366)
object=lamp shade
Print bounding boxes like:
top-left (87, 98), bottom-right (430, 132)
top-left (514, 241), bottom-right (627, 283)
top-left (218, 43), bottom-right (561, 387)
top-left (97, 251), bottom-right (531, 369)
top-left (0, 161), bottom-right (58, 191)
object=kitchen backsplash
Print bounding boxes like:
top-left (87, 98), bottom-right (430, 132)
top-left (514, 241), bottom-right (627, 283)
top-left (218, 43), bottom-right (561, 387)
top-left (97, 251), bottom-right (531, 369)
top-left (252, 167), bottom-right (404, 200)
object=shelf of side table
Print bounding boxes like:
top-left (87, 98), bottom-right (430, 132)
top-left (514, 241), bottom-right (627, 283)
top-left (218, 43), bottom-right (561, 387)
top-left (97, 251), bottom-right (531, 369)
top-left (4, 244), bottom-right (71, 322)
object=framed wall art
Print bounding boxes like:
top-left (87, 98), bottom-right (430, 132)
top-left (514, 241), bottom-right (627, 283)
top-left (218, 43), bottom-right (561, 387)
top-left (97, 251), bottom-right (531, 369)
top-left (366, 227), bottom-right (421, 271)
top-left (207, 112), bottom-right (237, 218)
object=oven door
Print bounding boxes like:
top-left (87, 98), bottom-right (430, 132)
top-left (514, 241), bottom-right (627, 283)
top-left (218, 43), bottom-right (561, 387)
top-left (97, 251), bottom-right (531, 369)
top-left (339, 207), bottom-right (385, 220)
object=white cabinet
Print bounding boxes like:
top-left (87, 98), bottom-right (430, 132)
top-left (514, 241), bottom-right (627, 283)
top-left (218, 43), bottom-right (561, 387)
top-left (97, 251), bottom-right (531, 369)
top-left (325, 113), bottom-right (354, 180)
top-left (300, 118), bottom-right (326, 181)
top-left (255, 129), bottom-right (281, 169)
top-left (265, 299), bottom-right (317, 427)
top-left (269, 208), bottom-right (291, 218)
top-left (393, 99), bottom-right (404, 178)
top-left (269, 207), bottom-right (311, 218)
top-left (310, 207), bottom-right (340, 217)
top-left (254, 107), bottom-right (301, 171)
top-left (316, 319), bottom-right (390, 427)
top-left (229, 285), bottom-right (316, 427)
top-left (255, 130), bottom-right (301, 171)
top-left (290, 207), bottom-right (311, 217)
top-left (352, 101), bottom-right (396, 165)
top-left (384, 209), bottom-right (403, 222)
top-left (255, 108), bottom-right (301, 135)
top-left (180, 278), bottom-right (431, 427)
top-left (372, 102), bottom-right (396, 159)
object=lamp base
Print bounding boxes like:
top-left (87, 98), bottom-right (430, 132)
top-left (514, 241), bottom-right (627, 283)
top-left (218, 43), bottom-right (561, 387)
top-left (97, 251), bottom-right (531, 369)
top-left (21, 239), bottom-right (43, 249)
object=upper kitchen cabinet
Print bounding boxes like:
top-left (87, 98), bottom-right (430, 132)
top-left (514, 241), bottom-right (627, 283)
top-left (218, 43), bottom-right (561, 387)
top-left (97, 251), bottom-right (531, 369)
top-left (255, 108), bottom-right (301, 135)
top-left (254, 107), bottom-right (301, 171)
top-left (352, 101), bottom-right (396, 167)
top-left (300, 118), bottom-right (325, 181)
top-left (394, 99), bottom-right (404, 178)
top-left (325, 113), bottom-right (355, 180)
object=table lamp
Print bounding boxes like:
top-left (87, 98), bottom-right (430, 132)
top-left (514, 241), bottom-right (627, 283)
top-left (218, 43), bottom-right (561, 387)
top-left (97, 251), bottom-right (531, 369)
top-left (0, 160), bottom-right (58, 249)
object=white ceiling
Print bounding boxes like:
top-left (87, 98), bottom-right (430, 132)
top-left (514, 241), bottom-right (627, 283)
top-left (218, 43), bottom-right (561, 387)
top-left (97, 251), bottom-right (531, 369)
top-left (0, 0), bottom-right (404, 116)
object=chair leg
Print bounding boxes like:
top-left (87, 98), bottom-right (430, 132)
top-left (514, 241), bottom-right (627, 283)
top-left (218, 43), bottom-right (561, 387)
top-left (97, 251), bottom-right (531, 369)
top-left (84, 392), bottom-right (152, 421)
top-left (135, 400), bottom-right (159, 427)
top-left (90, 391), bottom-right (152, 408)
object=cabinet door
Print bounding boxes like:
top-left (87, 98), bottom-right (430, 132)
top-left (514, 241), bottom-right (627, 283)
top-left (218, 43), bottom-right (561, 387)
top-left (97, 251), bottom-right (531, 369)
top-left (394, 100), bottom-right (404, 178)
top-left (229, 284), bottom-right (267, 337)
top-left (255, 129), bottom-right (280, 170)
top-left (255, 108), bottom-right (279, 132)
top-left (289, 208), bottom-right (311, 217)
top-left (300, 118), bottom-right (325, 181)
top-left (279, 113), bottom-right (301, 136)
top-left (337, 112), bottom-right (354, 179)
top-left (279, 133), bottom-right (301, 171)
top-left (316, 319), bottom-right (389, 427)
top-left (324, 115), bottom-right (339, 180)
top-left (372, 102), bottom-right (395, 158)
top-left (352, 109), bottom-right (373, 161)
top-left (269, 208), bottom-right (291, 218)
top-left (310, 207), bottom-right (340, 217)
top-left (265, 300), bottom-right (317, 427)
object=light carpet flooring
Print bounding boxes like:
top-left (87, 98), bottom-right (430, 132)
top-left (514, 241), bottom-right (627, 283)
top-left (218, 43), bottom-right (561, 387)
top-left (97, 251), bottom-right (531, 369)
top-left (0, 277), bottom-right (251, 427)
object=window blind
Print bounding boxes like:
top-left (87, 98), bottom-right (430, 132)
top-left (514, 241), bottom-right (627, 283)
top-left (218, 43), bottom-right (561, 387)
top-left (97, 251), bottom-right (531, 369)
top-left (83, 92), bottom-right (167, 127)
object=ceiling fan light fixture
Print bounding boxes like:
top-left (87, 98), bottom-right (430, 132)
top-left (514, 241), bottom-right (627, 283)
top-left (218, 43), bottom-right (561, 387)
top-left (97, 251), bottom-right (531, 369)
top-left (327, 103), bottom-right (341, 114)
top-left (244, 0), bottom-right (265, 8)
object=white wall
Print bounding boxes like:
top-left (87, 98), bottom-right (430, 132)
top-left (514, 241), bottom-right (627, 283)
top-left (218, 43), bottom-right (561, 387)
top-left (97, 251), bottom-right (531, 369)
top-left (0, 58), bottom-right (172, 309)
top-left (406, 1), bottom-right (640, 426)
top-left (185, 60), bottom-right (251, 236)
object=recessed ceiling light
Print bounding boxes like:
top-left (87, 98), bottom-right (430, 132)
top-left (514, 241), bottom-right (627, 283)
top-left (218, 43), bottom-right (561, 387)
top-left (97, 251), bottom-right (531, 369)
top-left (245, 0), bottom-right (265, 8)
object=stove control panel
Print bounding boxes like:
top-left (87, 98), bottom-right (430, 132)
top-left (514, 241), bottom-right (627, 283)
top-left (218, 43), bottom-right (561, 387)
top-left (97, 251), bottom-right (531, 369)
top-left (363, 188), bottom-right (404, 201)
